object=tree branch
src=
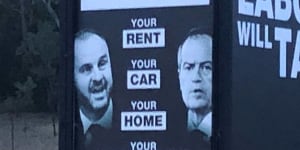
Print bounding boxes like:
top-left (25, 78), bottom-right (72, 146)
top-left (20, 0), bottom-right (27, 40)
top-left (41, 0), bottom-right (60, 28)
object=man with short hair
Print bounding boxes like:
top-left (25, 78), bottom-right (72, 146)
top-left (177, 29), bottom-right (212, 140)
top-left (74, 30), bottom-right (113, 150)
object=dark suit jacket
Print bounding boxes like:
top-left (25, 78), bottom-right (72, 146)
top-left (184, 130), bottom-right (211, 150)
top-left (75, 108), bottom-right (119, 150)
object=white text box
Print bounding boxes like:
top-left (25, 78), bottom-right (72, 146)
top-left (81, 0), bottom-right (210, 11)
top-left (123, 28), bottom-right (165, 49)
top-left (127, 70), bottom-right (160, 89)
top-left (121, 111), bottom-right (167, 131)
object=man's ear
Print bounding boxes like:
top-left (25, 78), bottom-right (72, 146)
top-left (177, 45), bottom-right (182, 78)
top-left (177, 68), bottom-right (180, 78)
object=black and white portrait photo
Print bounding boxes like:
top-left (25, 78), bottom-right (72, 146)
top-left (74, 29), bottom-right (113, 150)
top-left (177, 28), bottom-right (212, 148)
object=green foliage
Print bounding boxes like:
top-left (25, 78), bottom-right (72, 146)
top-left (1, 0), bottom-right (60, 112)
top-left (16, 21), bottom-right (59, 79)
top-left (1, 76), bottom-right (37, 113)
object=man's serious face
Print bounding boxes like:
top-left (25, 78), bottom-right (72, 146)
top-left (179, 35), bottom-right (212, 111)
top-left (74, 34), bottom-right (113, 112)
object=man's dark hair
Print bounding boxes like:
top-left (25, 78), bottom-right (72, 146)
top-left (177, 28), bottom-right (212, 70)
top-left (75, 29), bottom-right (106, 42)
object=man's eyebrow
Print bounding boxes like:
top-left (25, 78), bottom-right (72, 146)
top-left (183, 62), bottom-right (194, 65)
top-left (200, 61), bottom-right (212, 65)
top-left (183, 61), bottom-right (212, 66)
top-left (79, 63), bottom-right (90, 68)
top-left (99, 54), bottom-right (108, 60)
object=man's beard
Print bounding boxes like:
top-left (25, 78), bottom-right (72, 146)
top-left (77, 78), bottom-right (111, 119)
top-left (88, 78), bottom-right (108, 94)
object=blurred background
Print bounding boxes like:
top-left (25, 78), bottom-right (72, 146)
top-left (0, 0), bottom-right (60, 149)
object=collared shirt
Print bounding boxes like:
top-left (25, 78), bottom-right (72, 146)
top-left (187, 110), bottom-right (212, 137)
top-left (80, 99), bottom-right (113, 134)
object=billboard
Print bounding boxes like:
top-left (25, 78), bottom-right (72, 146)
top-left (74, 1), bottom-right (213, 150)
top-left (216, 0), bottom-right (300, 150)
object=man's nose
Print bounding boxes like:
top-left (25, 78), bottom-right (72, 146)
top-left (91, 68), bottom-right (103, 81)
top-left (192, 67), bottom-right (202, 82)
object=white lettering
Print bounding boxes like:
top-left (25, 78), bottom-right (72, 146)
top-left (130, 141), bottom-right (157, 150)
top-left (237, 21), bottom-right (272, 49)
top-left (264, 25), bottom-right (272, 49)
top-left (256, 23), bottom-right (264, 48)
top-left (131, 19), bottom-right (137, 28)
top-left (131, 100), bottom-right (157, 111)
top-left (275, 0), bottom-right (292, 21)
top-left (131, 59), bottom-right (157, 69)
top-left (251, 23), bottom-right (255, 47)
top-left (238, 0), bottom-right (300, 23)
top-left (274, 27), bottom-right (292, 78)
top-left (131, 18), bottom-right (157, 28)
top-left (238, 0), bottom-right (254, 16)
top-left (291, 30), bottom-right (300, 78)
top-left (237, 21), bottom-right (251, 46)
top-left (254, 0), bottom-right (274, 19)
top-left (293, 0), bottom-right (300, 24)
